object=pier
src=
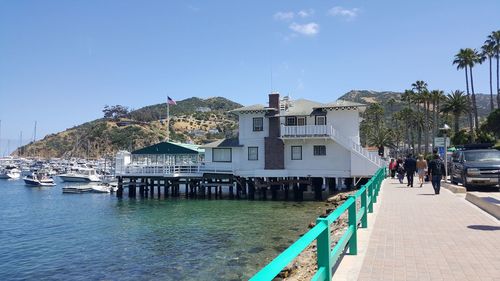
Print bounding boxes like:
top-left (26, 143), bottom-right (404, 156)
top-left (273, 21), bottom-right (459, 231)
top-left (115, 173), bottom-right (349, 202)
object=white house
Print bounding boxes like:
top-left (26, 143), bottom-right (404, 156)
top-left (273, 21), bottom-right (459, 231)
top-left (202, 93), bottom-right (382, 178)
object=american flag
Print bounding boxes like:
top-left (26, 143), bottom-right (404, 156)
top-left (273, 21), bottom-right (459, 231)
top-left (167, 96), bottom-right (177, 105)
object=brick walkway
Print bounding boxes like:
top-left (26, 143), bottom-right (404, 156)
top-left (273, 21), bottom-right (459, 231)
top-left (357, 178), bottom-right (500, 281)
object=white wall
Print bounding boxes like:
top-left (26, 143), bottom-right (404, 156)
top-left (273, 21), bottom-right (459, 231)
top-left (326, 110), bottom-right (360, 143)
top-left (283, 139), bottom-right (350, 173)
top-left (203, 147), bottom-right (240, 172)
top-left (238, 112), bottom-right (269, 141)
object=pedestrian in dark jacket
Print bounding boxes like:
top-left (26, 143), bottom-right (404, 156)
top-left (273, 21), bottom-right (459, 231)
top-left (428, 154), bottom-right (445, 194)
top-left (403, 154), bottom-right (417, 187)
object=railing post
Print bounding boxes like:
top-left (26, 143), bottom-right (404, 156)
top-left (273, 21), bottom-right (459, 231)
top-left (348, 195), bottom-right (358, 255)
top-left (361, 186), bottom-right (368, 228)
top-left (316, 218), bottom-right (332, 281)
top-left (368, 182), bottom-right (374, 213)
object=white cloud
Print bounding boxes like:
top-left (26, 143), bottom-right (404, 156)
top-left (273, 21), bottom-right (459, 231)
top-left (289, 22), bottom-right (319, 36)
top-left (328, 6), bottom-right (359, 19)
top-left (274, 11), bottom-right (294, 21)
top-left (297, 9), bottom-right (314, 18)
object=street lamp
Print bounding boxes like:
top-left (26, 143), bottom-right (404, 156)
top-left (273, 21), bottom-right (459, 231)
top-left (440, 124), bottom-right (451, 182)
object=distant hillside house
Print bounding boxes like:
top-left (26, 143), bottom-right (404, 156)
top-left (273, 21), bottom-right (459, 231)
top-left (196, 107), bottom-right (211, 112)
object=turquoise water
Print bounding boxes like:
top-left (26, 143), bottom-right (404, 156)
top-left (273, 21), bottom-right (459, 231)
top-left (0, 179), bottom-right (324, 280)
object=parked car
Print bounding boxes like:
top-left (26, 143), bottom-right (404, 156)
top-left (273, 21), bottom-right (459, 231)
top-left (450, 149), bottom-right (500, 189)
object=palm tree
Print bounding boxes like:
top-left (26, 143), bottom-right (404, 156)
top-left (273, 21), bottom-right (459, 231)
top-left (420, 89), bottom-right (432, 154)
top-left (485, 31), bottom-right (500, 108)
top-left (482, 41), bottom-right (496, 111)
top-left (387, 97), bottom-right (396, 128)
top-left (431, 90), bottom-right (445, 139)
top-left (411, 81), bottom-right (427, 154)
top-left (368, 127), bottom-right (395, 157)
top-left (442, 90), bottom-right (469, 135)
top-left (453, 49), bottom-right (475, 141)
top-left (468, 48), bottom-right (484, 131)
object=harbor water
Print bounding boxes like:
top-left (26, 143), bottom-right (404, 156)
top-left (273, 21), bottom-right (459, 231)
top-left (0, 179), bottom-right (325, 280)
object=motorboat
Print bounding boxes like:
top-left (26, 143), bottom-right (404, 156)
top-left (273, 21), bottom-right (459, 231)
top-left (23, 172), bottom-right (56, 187)
top-left (62, 186), bottom-right (93, 194)
top-left (58, 167), bottom-right (101, 182)
top-left (90, 183), bottom-right (117, 193)
top-left (0, 166), bottom-right (22, 179)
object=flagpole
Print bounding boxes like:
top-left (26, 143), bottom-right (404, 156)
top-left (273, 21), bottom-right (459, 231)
top-left (167, 100), bottom-right (170, 142)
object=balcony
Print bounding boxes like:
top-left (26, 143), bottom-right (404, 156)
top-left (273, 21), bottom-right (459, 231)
top-left (280, 125), bottom-right (331, 138)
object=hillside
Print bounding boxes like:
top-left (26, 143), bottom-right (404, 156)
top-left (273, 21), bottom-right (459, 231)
top-left (16, 97), bottom-right (242, 159)
top-left (339, 90), bottom-right (493, 119)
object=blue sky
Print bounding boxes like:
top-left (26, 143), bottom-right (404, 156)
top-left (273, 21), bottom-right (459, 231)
top-left (0, 0), bottom-right (499, 155)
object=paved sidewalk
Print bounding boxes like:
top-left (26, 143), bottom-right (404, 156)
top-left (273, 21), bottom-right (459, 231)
top-left (357, 178), bottom-right (500, 281)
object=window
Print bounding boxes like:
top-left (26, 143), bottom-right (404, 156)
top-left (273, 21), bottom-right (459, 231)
top-left (314, 145), bottom-right (326, 156)
top-left (297, 117), bottom-right (306, 126)
top-left (286, 116), bottom-right (297, 126)
top-left (315, 116), bottom-right (326, 125)
top-left (291, 146), bottom-right (302, 160)
top-left (212, 148), bottom-right (232, 162)
top-left (248, 147), bottom-right (258, 160)
top-left (253, 117), bottom-right (263, 131)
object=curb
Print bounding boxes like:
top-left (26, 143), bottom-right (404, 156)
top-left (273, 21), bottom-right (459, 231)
top-left (442, 182), bottom-right (467, 194)
top-left (465, 192), bottom-right (500, 220)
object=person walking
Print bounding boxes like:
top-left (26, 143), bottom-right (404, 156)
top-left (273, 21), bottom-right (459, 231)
top-left (395, 158), bottom-right (405, 184)
top-left (416, 155), bottom-right (428, 187)
top-left (403, 154), bottom-right (417, 187)
top-left (389, 159), bottom-right (397, 178)
top-left (428, 154), bottom-right (445, 194)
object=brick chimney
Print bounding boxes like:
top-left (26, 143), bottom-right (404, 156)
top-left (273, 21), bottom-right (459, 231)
top-left (269, 93), bottom-right (280, 110)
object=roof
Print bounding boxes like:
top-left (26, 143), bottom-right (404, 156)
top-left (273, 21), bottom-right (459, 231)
top-left (131, 142), bottom-right (204, 155)
top-left (280, 99), bottom-right (326, 116)
top-left (315, 100), bottom-right (366, 109)
top-left (201, 138), bottom-right (243, 148)
top-left (230, 104), bottom-right (276, 114)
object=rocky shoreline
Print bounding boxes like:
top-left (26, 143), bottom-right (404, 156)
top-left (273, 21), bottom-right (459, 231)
top-left (274, 191), bottom-right (355, 281)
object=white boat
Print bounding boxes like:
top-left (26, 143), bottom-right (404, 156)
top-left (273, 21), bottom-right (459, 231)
top-left (0, 166), bottom-right (21, 179)
top-left (23, 173), bottom-right (56, 187)
top-left (58, 167), bottom-right (101, 182)
top-left (62, 186), bottom-right (93, 194)
top-left (90, 183), bottom-right (116, 193)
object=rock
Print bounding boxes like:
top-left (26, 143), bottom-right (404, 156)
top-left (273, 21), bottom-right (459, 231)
top-left (308, 222), bottom-right (316, 228)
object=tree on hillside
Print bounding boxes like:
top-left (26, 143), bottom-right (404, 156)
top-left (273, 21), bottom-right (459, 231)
top-left (482, 109), bottom-right (500, 138)
top-left (485, 31), bottom-right (500, 108)
top-left (441, 90), bottom-right (469, 135)
top-left (453, 48), bottom-right (475, 141)
top-left (103, 105), bottom-right (129, 119)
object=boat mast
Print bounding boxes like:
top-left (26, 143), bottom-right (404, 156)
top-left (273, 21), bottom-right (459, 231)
top-left (0, 119), bottom-right (2, 157)
top-left (33, 121), bottom-right (37, 142)
top-left (19, 131), bottom-right (22, 157)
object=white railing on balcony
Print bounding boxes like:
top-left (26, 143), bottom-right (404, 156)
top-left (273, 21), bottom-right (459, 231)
top-left (282, 125), bottom-right (382, 167)
top-left (281, 125), bottom-right (330, 137)
top-left (118, 163), bottom-right (235, 176)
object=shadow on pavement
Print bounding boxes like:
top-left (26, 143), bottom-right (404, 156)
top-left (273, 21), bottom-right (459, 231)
top-left (467, 225), bottom-right (500, 231)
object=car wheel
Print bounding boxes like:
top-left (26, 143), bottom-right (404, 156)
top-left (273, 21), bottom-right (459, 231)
top-left (451, 176), bottom-right (458, 185)
top-left (462, 175), bottom-right (469, 189)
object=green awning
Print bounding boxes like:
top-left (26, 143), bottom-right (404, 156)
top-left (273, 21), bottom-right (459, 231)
top-left (132, 142), bottom-right (204, 155)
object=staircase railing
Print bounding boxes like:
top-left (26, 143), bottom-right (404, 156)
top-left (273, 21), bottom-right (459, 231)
top-left (328, 126), bottom-right (381, 167)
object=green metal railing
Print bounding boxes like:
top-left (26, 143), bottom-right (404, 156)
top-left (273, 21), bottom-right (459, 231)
top-left (250, 168), bottom-right (386, 281)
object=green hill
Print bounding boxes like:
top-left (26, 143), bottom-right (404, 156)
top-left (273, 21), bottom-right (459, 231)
top-left (16, 97), bottom-right (242, 159)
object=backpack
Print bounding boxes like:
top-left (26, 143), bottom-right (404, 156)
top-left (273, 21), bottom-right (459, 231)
top-left (433, 159), bottom-right (443, 175)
